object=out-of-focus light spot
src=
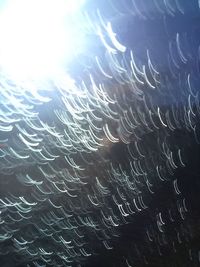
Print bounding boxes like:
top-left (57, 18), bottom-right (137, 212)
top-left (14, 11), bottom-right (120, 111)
top-left (0, 0), bottom-right (85, 81)
top-left (65, 0), bottom-right (85, 14)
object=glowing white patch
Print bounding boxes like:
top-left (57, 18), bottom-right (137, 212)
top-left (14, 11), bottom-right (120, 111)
top-left (0, 0), bottom-right (85, 80)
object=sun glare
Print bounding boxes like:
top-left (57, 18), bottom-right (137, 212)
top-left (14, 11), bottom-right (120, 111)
top-left (0, 0), bottom-right (85, 80)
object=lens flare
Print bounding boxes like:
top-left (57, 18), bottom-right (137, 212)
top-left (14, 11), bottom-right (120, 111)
top-left (0, 0), bottom-right (85, 80)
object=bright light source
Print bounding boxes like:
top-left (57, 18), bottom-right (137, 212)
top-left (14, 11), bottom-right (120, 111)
top-left (0, 0), bottom-right (85, 80)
